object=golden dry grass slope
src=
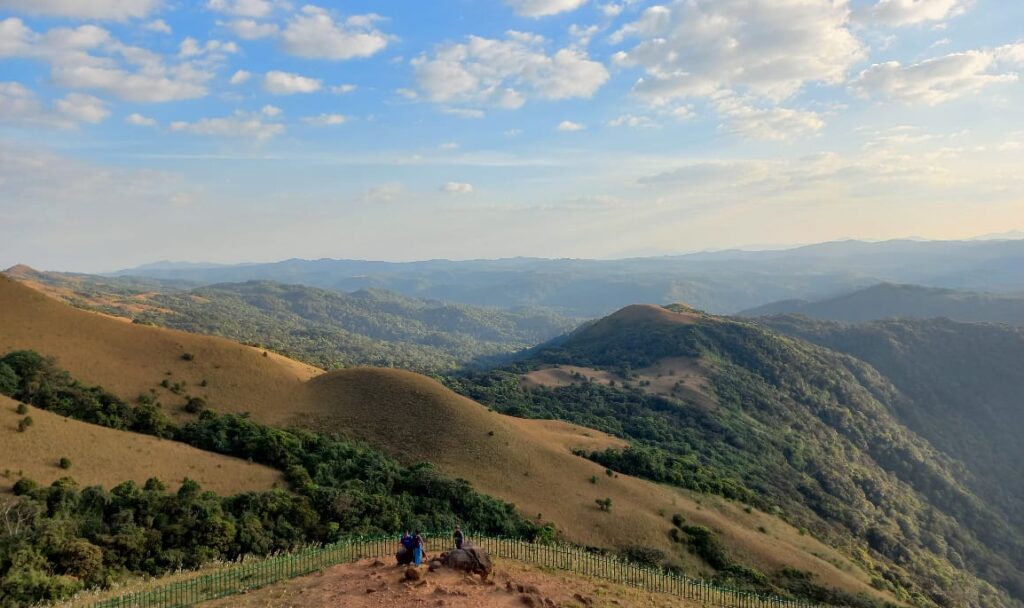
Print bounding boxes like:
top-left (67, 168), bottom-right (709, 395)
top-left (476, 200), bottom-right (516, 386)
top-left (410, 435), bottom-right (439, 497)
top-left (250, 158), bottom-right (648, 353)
top-left (0, 276), bottom-right (890, 602)
top-left (0, 395), bottom-right (283, 495)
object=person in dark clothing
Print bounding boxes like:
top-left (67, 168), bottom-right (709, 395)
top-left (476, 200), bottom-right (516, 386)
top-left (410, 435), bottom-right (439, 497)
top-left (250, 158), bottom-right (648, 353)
top-left (453, 526), bottom-right (464, 550)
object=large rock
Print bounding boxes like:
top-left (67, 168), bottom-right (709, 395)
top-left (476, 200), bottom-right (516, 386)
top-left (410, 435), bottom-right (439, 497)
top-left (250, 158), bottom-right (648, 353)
top-left (440, 544), bottom-right (493, 578)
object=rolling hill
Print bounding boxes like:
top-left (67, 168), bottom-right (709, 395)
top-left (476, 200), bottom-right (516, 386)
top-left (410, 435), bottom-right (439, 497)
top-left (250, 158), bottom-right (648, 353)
top-left (0, 276), bottom-right (886, 605)
top-left (0, 395), bottom-right (284, 495)
top-left (109, 238), bottom-right (1024, 315)
top-left (741, 283), bottom-right (1024, 324)
top-left (3, 265), bottom-right (577, 372)
top-left (445, 304), bottom-right (1024, 608)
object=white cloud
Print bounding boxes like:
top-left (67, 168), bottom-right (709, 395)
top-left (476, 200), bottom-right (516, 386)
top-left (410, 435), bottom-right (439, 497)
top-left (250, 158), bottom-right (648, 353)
top-left (229, 69), bottom-right (251, 85)
top-left (263, 70), bottom-right (322, 94)
top-left (54, 92), bottom-right (110, 124)
top-left (439, 142), bottom-right (460, 150)
top-left (0, 82), bottom-right (108, 128)
top-left (0, 0), bottom-right (161, 20)
top-left (282, 5), bottom-right (389, 60)
top-left (714, 95), bottom-right (824, 140)
top-left (0, 18), bottom-right (214, 102)
top-left (599, 3), bottom-right (624, 17)
top-left (440, 107), bottom-right (485, 119)
top-left (557, 120), bottom-right (585, 131)
top-left (179, 37), bottom-right (238, 59)
top-left (331, 84), bottom-right (357, 94)
top-left (260, 104), bottom-right (282, 116)
top-left (853, 0), bottom-right (972, 27)
top-left (228, 18), bottom-right (279, 40)
top-left (144, 19), bottom-right (172, 34)
top-left (441, 181), bottom-right (474, 193)
top-left (505, 0), bottom-right (587, 17)
top-left (608, 114), bottom-right (658, 128)
top-left (206, 0), bottom-right (273, 18)
top-left (170, 109), bottom-right (284, 140)
top-left (126, 112), bottom-right (157, 127)
top-left (302, 113), bottom-right (348, 126)
top-left (362, 182), bottom-right (404, 203)
top-left (396, 88), bottom-right (418, 100)
top-left (852, 49), bottom-right (1019, 105)
top-left (412, 31), bottom-right (609, 110)
top-left (612, 0), bottom-right (865, 104)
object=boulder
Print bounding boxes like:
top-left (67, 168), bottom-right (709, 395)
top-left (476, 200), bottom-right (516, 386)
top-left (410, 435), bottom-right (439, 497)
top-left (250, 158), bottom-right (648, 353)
top-left (440, 544), bottom-right (493, 579)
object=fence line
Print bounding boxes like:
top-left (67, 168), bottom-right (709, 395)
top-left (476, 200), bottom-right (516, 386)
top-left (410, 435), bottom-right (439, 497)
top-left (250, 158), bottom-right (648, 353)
top-left (89, 532), bottom-right (818, 608)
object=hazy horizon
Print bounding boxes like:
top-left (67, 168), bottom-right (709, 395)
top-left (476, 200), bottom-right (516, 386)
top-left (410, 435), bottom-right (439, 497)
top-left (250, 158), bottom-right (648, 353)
top-left (2, 0), bottom-right (1023, 272)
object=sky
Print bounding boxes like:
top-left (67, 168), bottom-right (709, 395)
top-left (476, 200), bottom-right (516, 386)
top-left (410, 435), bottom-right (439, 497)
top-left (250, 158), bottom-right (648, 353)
top-left (1, 0), bottom-right (1023, 272)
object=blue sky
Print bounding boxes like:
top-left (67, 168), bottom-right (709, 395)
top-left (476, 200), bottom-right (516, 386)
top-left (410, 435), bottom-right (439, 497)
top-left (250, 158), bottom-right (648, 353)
top-left (1, 0), bottom-right (1022, 271)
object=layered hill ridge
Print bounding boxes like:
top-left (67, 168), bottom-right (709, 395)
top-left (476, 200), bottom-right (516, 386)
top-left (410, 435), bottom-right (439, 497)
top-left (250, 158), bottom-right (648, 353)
top-left (2, 266), bottom-right (577, 372)
top-left (0, 276), bottom-right (883, 602)
top-left (450, 303), bottom-right (1024, 607)
top-left (741, 283), bottom-right (1024, 325)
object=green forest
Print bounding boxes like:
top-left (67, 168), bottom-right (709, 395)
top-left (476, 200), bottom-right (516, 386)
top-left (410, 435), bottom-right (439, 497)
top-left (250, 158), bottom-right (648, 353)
top-left (442, 308), bottom-right (1024, 608)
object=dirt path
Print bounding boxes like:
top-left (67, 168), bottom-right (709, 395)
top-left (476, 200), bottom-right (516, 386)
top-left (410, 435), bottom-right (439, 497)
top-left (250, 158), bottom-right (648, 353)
top-left (202, 557), bottom-right (699, 608)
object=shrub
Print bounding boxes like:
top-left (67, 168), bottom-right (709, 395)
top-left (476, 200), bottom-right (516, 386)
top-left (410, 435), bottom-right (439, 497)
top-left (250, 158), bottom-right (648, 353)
top-left (620, 545), bottom-right (666, 567)
top-left (17, 416), bottom-right (33, 432)
top-left (12, 478), bottom-right (37, 495)
top-left (184, 396), bottom-right (207, 414)
top-left (15, 402), bottom-right (28, 415)
top-left (58, 457), bottom-right (71, 470)
top-left (181, 353), bottom-right (194, 361)
top-left (595, 497), bottom-right (612, 511)
top-left (0, 361), bottom-right (18, 395)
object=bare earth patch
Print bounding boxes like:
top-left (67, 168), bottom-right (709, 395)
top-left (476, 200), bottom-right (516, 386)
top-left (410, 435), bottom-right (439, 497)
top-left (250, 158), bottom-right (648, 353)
top-left (201, 557), bottom-right (699, 608)
top-left (522, 357), bottom-right (714, 406)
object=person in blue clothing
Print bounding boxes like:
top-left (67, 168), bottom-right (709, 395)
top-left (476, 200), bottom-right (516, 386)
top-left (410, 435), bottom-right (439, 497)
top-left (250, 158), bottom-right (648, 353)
top-left (412, 530), bottom-right (426, 566)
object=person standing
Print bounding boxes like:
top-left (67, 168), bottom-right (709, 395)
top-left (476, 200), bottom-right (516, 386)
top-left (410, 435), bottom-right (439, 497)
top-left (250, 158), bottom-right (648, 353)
top-left (413, 530), bottom-right (425, 566)
top-left (453, 526), bottom-right (464, 550)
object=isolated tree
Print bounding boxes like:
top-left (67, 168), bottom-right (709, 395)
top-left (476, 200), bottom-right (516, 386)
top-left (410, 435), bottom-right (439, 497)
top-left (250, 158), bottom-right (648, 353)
top-left (58, 457), bottom-right (71, 470)
top-left (595, 498), bottom-right (613, 512)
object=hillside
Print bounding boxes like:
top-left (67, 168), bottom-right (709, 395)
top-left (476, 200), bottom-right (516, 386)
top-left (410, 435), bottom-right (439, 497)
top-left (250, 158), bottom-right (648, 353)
top-left (445, 304), bottom-right (1024, 608)
top-left (3, 266), bottom-right (577, 372)
top-left (0, 395), bottom-right (284, 495)
top-left (109, 238), bottom-right (1024, 315)
top-left (756, 315), bottom-right (1024, 524)
top-left (0, 276), bottom-right (884, 605)
top-left (741, 283), bottom-right (1024, 324)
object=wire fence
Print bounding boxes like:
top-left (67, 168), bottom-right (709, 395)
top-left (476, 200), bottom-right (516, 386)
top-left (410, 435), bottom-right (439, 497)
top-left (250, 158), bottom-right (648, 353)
top-left (89, 532), bottom-right (818, 608)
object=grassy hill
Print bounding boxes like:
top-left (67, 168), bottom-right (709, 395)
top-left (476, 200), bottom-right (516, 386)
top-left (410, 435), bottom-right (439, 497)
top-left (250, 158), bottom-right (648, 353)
top-left (0, 276), bottom-right (885, 606)
top-left (0, 395), bottom-right (283, 495)
top-left (445, 304), bottom-right (1024, 608)
top-left (741, 283), bottom-right (1024, 324)
top-left (756, 315), bottom-right (1024, 528)
top-left (3, 265), bottom-right (578, 372)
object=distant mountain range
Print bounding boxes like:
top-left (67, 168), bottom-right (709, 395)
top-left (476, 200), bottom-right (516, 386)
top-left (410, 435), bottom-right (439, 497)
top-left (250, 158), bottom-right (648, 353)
top-left (2, 266), bottom-right (577, 372)
top-left (741, 283), bottom-right (1024, 325)
top-left (108, 238), bottom-right (1024, 316)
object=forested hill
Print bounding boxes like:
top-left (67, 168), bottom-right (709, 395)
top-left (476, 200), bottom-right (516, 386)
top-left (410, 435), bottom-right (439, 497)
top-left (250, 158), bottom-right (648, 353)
top-left (445, 304), bottom-right (1024, 608)
top-left (2, 266), bottom-right (577, 372)
top-left (741, 283), bottom-right (1024, 324)
top-left (756, 315), bottom-right (1024, 529)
